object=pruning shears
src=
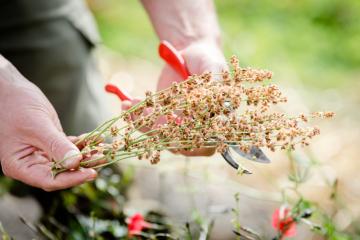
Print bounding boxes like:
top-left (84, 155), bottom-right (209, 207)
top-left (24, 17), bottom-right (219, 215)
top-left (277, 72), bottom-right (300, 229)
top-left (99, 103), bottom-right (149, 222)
top-left (105, 41), bottom-right (270, 170)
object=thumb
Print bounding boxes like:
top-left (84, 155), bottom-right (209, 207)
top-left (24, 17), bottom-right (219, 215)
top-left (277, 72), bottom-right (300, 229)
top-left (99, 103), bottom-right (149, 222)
top-left (121, 98), bottom-right (142, 111)
top-left (121, 100), bottom-right (133, 111)
top-left (205, 60), bottom-right (228, 73)
top-left (198, 58), bottom-right (228, 81)
top-left (34, 123), bottom-right (82, 169)
top-left (121, 98), bottom-right (144, 121)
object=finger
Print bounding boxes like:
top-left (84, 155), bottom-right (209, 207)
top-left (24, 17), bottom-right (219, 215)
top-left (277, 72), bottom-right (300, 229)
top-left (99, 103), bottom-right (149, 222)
top-left (121, 100), bottom-right (132, 111)
top-left (13, 146), bottom-right (38, 160)
top-left (69, 133), bottom-right (105, 149)
top-left (81, 153), bottom-right (107, 168)
top-left (39, 168), bottom-right (97, 191)
top-left (3, 152), bottom-right (48, 181)
top-left (200, 56), bottom-right (227, 71)
top-left (13, 152), bottom-right (97, 191)
top-left (171, 147), bottom-right (216, 157)
top-left (201, 61), bottom-right (228, 81)
top-left (33, 122), bottom-right (82, 169)
top-left (122, 98), bottom-right (156, 133)
top-left (44, 168), bottom-right (97, 191)
top-left (67, 136), bottom-right (78, 142)
top-left (12, 154), bottom-right (97, 191)
top-left (122, 99), bottom-right (141, 122)
top-left (121, 98), bottom-right (142, 112)
top-left (157, 65), bottom-right (184, 90)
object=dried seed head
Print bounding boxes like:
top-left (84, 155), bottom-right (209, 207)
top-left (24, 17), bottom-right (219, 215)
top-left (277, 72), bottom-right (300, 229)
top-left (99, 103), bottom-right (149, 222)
top-left (79, 55), bottom-right (333, 169)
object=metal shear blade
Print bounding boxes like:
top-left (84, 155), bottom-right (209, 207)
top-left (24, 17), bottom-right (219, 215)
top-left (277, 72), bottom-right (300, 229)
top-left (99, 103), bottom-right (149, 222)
top-left (229, 144), bottom-right (270, 164)
top-left (221, 149), bottom-right (252, 174)
top-left (221, 150), bottom-right (239, 170)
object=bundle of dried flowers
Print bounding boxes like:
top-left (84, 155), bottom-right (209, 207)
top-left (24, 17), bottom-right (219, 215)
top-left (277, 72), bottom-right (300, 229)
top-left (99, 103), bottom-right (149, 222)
top-left (52, 56), bottom-right (334, 175)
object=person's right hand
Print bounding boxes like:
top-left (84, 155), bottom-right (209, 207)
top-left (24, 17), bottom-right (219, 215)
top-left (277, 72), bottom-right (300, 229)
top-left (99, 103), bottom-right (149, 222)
top-left (121, 40), bottom-right (227, 157)
top-left (0, 55), bottom-right (97, 191)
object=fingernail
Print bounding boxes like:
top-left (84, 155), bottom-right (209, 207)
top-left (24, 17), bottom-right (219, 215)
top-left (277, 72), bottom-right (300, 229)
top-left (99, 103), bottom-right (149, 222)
top-left (86, 168), bottom-right (97, 182)
top-left (86, 177), bottom-right (96, 182)
top-left (63, 149), bottom-right (81, 169)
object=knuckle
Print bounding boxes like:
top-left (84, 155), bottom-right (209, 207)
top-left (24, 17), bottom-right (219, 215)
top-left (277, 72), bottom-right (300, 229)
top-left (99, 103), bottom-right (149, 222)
top-left (47, 134), bottom-right (66, 161)
top-left (49, 138), bottom-right (60, 157)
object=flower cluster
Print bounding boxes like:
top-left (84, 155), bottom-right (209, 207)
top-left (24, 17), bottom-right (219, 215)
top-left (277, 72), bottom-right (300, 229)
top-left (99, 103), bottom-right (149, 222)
top-left (272, 207), bottom-right (297, 239)
top-left (52, 56), bottom-right (334, 174)
top-left (127, 213), bottom-right (150, 236)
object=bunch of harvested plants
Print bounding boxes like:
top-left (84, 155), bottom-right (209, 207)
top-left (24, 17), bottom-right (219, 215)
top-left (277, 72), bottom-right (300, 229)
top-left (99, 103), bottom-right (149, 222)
top-left (52, 56), bottom-right (333, 175)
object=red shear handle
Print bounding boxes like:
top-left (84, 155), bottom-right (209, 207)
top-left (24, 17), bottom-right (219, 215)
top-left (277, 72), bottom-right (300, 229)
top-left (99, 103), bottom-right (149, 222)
top-left (105, 41), bottom-right (188, 102)
top-left (105, 83), bottom-right (132, 101)
top-left (158, 41), bottom-right (190, 80)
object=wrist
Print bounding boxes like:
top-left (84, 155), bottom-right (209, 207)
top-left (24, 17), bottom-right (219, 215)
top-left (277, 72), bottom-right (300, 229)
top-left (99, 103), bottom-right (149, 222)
top-left (172, 37), bottom-right (222, 53)
top-left (167, 34), bottom-right (221, 51)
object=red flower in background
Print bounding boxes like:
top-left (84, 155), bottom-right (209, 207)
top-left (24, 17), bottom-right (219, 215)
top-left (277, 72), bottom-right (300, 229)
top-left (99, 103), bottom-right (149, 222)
top-left (127, 213), bottom-right (150, 236)
top-left (272, 207), bottom-right (297, 238)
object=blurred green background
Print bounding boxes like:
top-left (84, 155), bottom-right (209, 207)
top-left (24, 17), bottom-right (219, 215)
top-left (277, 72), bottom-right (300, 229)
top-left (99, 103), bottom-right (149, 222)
top-left (89, 0), bottom-right (360, 90)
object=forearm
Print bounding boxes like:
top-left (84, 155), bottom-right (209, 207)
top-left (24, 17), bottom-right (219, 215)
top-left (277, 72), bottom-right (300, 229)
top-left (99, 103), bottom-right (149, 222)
top-left (141, 0), bottom-right (221, 49)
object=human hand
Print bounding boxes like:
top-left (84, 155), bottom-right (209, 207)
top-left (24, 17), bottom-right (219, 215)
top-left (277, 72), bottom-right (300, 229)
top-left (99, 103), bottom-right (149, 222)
top-left (157, 40), bottom-right (227, 90)
top-left (122, 40), bottom-right (227, 156)
top-left (157, 40), bottom-right (227, 156)
top-left (0, 56), bottom-right (97, 191)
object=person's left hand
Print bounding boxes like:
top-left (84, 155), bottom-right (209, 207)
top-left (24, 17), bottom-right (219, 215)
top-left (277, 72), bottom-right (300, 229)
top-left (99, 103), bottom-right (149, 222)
top-left (0, 56), bottom-right (100, 191)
